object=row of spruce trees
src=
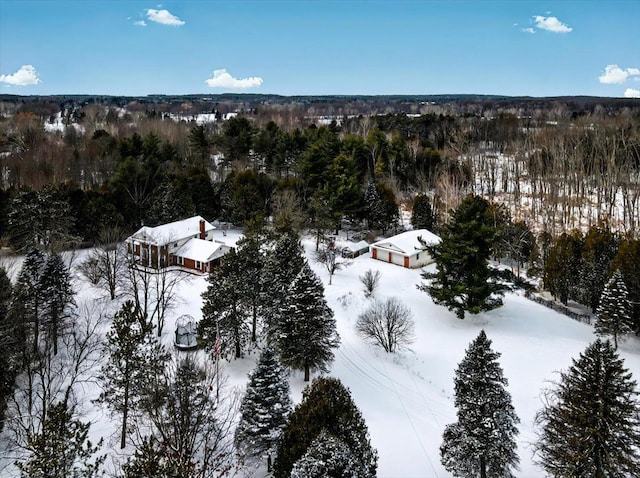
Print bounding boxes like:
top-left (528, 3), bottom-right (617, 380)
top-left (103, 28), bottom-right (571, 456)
top-left (442, 330), bottom-right (640, 478)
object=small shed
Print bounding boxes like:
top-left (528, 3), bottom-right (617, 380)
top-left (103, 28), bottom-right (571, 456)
top-left (370, 229), bottom-right (441, 268)
top-left (341, 240), bottom-right (370, 258)
top-left (174, 315), bottom-right (198, 350)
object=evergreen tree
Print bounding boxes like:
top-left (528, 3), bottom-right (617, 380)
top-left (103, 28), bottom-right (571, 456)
top-left (328, 153), bottom-right (364, 218)
top-left (0, 266), bottom-right (15, 431)
top-left (290, 430), bottom-right (364, 478)
top-left (235, 228), bottom-right (269, 343)
top-left (276, 262), bottom-right (340, 381)
top-left (411, 193), bottom-right (437, 231)
top-left (98, 301), bottom-right (163, 449)
top-left (16, 401), bottom-right (104, 478)
top-left (11, 248), bottom-right (46, 356)
top-left (7, 187), bottom-right (75, 251)
top-left (580, 225), bottom-right (617, 312)
top-left (274, 377), bottom-right (377, 478)
top-left (188, 124), bottom-right (211, 166)
top-left (308, 188), bottom-right (336, 251)
top-left (535, 339), bottom-right (640, 477)
top-left (260, 232), bottom-right (306, 342)
top-left (363, 180), bottom-right (380, 230)
top-left (364, 181), bottom-right (399, 234)
top-left (40, 253), bottom-right (75, 355)
top-left (121, 436), bottom-right (180, 478)
top-left (146, 181), bottom-right (196, 226)
top-left (543, 230), bottom-right (584, 306)
top-left (440, 330), bottom-right (520, 478)
top-left (419, 195), bottom-right (507, 319)
top-left (374, 183), bottom-right (400, 234)
top-left (234, 347), bottom-right (292, 463)
top-left (595, 270), bottom-right (633, 348)
top-left (612, 237), bottom-right (640, 332)
top-left (200, 249), bottom-right (250, 359)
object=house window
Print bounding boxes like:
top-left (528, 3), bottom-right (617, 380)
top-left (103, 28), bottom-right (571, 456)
top-left (173, 242), bottom-right (178, 248)
top-left (196, 261), bottom-right (201, 269)
top-left (177, 256), bottom-right (183, 265)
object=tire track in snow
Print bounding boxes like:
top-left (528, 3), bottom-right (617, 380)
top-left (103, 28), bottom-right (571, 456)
top-left (339, 339), bottom-right (451, 420)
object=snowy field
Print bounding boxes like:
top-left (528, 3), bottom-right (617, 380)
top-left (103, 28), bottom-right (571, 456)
top-left (3, 227), bottom-right (640, 477)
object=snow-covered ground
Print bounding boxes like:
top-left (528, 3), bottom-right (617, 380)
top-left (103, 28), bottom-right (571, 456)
top-left (3, 227), bottom-right (640, 477)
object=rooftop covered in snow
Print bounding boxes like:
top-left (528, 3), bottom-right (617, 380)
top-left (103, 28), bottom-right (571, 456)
top-left (371, 229), bottom-right (441, 255)
top-left (127, 216), bottom-right (215, 245)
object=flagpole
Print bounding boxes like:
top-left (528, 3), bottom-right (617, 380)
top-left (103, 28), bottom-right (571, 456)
top-left (215, 319), bottom-right (220, 403)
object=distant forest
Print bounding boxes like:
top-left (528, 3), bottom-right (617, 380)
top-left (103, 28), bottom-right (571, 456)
top-left (0, 93), bottom-right (639, 321)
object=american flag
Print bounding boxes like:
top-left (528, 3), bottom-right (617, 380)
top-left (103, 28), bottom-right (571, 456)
top-left (214, 330), bottom-right (221, 356)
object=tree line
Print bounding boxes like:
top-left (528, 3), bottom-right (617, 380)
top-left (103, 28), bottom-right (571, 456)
top-left (1, 104), bottom-right (638, 249)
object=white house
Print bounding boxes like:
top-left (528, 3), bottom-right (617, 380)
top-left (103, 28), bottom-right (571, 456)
top-left (126, 215), bottom-right (232, 273)
top-left (370, 229), bottom-right (441, 268)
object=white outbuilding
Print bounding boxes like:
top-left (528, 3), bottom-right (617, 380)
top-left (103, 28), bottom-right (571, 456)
top-left (370, 229), bottom-right (441, 268)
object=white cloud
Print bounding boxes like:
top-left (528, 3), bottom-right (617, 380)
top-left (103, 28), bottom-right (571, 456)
top-left (534, 15), bottom-right (572, 33)
top-left (521, 27), bottom-right (536, 34)
top-left (0, 65), bottom-right (41, 86)
top-left (624, 88), bottom-right (640, 98)
top-left (134, 20), bottom-right (147, 27)
top-left (146, 8), bottom-right (184, 26)
top-left (598, 64), bottom-right (640, 84)
top-left (205, 69), bottom-right (263, 89)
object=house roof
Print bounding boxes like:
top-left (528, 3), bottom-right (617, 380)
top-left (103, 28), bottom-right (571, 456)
top-left (128, 216), bottom-right (215, 245)
top-left (174, 238), bottom-right (231, 263)
top-left (371, 229), bottom-right (441, 255)
top-left (341, 240), bottom-right (370, 252)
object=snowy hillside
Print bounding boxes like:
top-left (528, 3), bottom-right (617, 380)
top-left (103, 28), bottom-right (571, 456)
top-left (3, 228), bottom-right (639, 478)
top-left (299, 236), bottom-right (640, 477)
top-left (144, 228), bottom-right (640, 477)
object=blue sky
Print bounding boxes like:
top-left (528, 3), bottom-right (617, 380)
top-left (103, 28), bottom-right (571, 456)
top-left (1, 0), bottom-right (639, 97)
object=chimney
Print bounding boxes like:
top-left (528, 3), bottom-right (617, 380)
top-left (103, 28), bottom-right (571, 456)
top-left (199, 219), bottom-right (206, 240)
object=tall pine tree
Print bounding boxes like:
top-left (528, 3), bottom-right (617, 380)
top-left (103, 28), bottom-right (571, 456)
top-left (40, 253), bottom-right (75, 355)
top-left (440, 330), bottom-right (520, 478)
top-left (235, 229), bottom-right (269, 343)
top-left (419, 195), bottom-right (507, 319)
top-left (411, 193), bottom-right (437, 232)
top-left (276, 262), bottom-right (339, 381)
top-left (594, 269), bottom-right (633, 348)
top-left (234, 347), bottom-right (292, 464)
top-left (98, 301), bottom-right (163, 449)
top-left (274, 377), bottom-right (377, 478)
top-left (0, 266), bottom-right (15, 431)
top-left (260, 232), bottom-right (306, 343)
top-left (535, 339), bottom-right (640, 477)
top-left (11, 248), bottom-right (46, 356)
top-left (200, 248), bottom-right (250, 359)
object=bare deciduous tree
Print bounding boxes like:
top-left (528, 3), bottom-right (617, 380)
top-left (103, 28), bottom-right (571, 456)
top-left (271, 188), bottom-right (305, 234)
top-left (80, 227), bottom-right (128, 300)
top-left (359, 269), bottom-right (381, 298)
top-left (124, 253), bottom-right (191, 337)
top-left (2, 302), bottom-right (106, 473)
top-left (132, 354), bottom-right (240, 477)
top-left (356, 297), bottom-right (415, 353)
top-left (315, 241), bottom-right (351, 286)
